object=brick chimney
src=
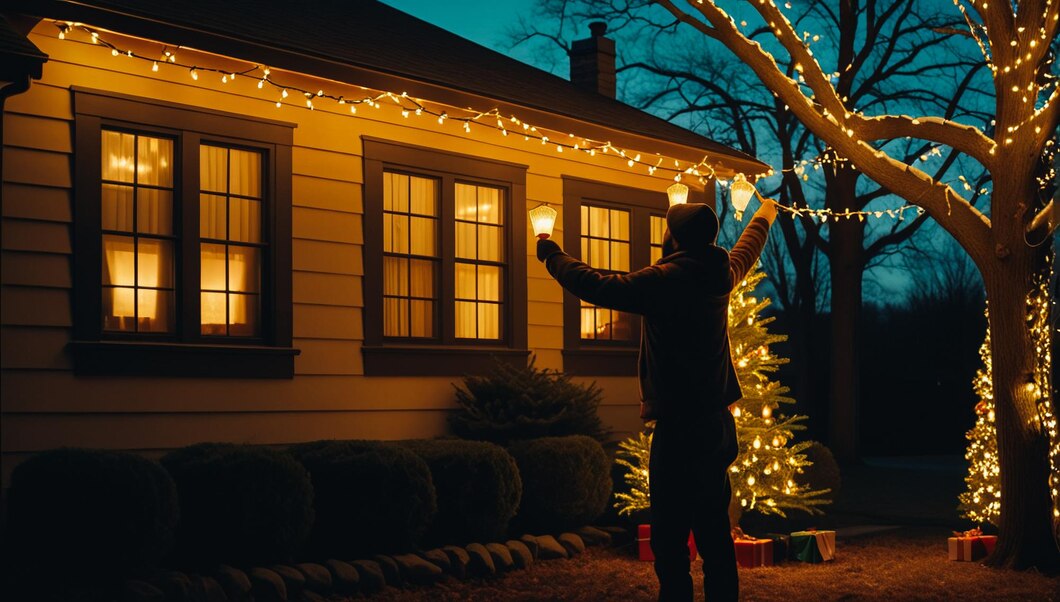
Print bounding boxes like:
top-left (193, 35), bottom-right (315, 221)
top-left (569, 22), bottom-right (616, 98)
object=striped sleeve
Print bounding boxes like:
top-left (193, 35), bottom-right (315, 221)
top-left (729, 216), bottom-right (770, 286)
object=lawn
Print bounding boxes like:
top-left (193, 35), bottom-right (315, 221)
top-left (369, 526), bottom-right (1058, 601)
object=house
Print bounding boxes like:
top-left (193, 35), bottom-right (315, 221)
top-left (0, 0), bottom-right (767, 485)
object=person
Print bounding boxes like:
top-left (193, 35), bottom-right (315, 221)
top-left (536, 196), bottom-right (777, 601)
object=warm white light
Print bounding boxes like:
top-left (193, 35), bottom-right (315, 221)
top-left (667, 182), bottom-right (689, 206)
top-left (529, 203), bottom-right (558, 239)
top-left (730, 173), bottom-right (756, 219)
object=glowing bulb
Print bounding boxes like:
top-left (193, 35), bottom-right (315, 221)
top-left (667, 182), bottom-right (689, 206)
top-left (730, 173), bottom-right (756, 220)
top-left (529, 203), bottom-right (558, 239)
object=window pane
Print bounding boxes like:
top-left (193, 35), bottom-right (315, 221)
top-left (102, 130), bottom-right (135, 183)
top-left (409, 216), bottom-right (437, 256)
top-left (388, 173), bottom-right (409, 213)
top-left (200, 145), bottom-right (227, 193)
top-left (383, 297), bottom-right (408, 337)
top-left (651, 247), bottom-right (663, 265)
top-left (138, 238), bottom-right (173, 288)
top-left (102, 287), bottom-right (135, 331)
top-left (228, 246), bottom-right (260, 293)
top-left (137, 188), bottom-right (173, 235)
top-left (137, 136), bottom-right (173, 187)
top-left (201, 291), bottom-right (227, 334)
top-left (478, 187), bottom-right (502, 224)
top-left (611, 207), bottom-right (630, 241)
top-left (229, 149), bottom-right (261, 198)
top-left (383, 257), bottom-right (409, 296)
top-left (455, 183), bottom-right (477, 221)
top-left (651, 215), bottom-right (666, 246)
top-left (611, 241), bottom-right (630, 272)
top-left (409, 176), bottom-right (437, 216)
top-left (228, 293), bottom-right (259, 336)
top-left (455, 221), bottom-right (476, 259)
top-left (229, 198), bottom-right (261, 243)
top-left (102, 184), bottom-right (134, 232)
top-left (589, 206), bottom-right (609, 238)
top-left (477, 265), bottom-right (502, 301)
top-left (580, 304), bottom-right (596, 339)
top-left (455, 301), bottom-right (477, 338)
top-left (138, 289), bottom-right (173, 332)
top-left (589, 238), bottom-right (609, 269)
top-left (477, 224), bottom-right (503, 262)
top-left (580, 204), bottom-right (589, 236)
top-left (387, 214), bottom-right (409, 254)
top-left (410, 300), bottom-right (433, 338)
top-left (102, 235), bottom-right (136, 286)
top-left (200, 194), bottom-right (227, 239)
top-left (455, 262), bottom-right (476, 299)
top-left (477, 303), bottom-right (500, 339)
top-left (409, 259), bottom-right (434, 298)
top-left (200, 243), bottom-right (227, 291)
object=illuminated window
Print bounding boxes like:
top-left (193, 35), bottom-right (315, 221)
top-left (455, 183), bottom-right (505, 340)
top-left (579, 204), bottom-right (634, 341)
top-left (383, 172), bottom-right (439, 338)
top-left (101, 130), bottom-right (175, 333)
top-left (73, 90), bottom-right (294, 377)
top-left (650, 215), bottom-right (666, 265)
top-left (200, 146), bottom-right (264, 337)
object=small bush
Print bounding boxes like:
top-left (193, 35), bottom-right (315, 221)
top-left (449, 357), bottom-right (610, 445)
top-left (161, 443), bottom-right (314, 567)
top-left (508, 436), bottom-right (612, 533)
top-left (400, 439), bottom-right (522, 544)
top-left (796, 441), bottom-right (841, 502)
top-left (290, 440), bottom-right (436, 556)
top-left (7, 448), bottom-right (179, 576)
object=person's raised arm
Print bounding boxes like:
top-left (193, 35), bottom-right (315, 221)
top-left (729, 198), bottom-right (777, 286)
top-left (537, 238), bottom-right (664, 316)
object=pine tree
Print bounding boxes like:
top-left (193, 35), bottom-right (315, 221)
top-left (958, 315), bottom-right (1000, 526)
top-left (614, 266), bottom-right (831, 521)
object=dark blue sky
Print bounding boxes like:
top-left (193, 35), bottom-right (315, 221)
top-left (381, 1), bottom-right (538, 56)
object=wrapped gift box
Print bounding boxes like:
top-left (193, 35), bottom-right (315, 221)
top-left (733, 536), bottom-right (773, 568)
top-left (636, 524), bottom-right (697, 562)
top-left (789, 530), bottom-right (836, 563)
top-left (764, 533), bottom-right (791, 564)
top-left (948, 531), bottom-right (997, 561)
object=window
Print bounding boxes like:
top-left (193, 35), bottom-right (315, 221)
top-left (362, 139), bottom-right (528, 376)
top-left (72, 88), bottom-right (296, 377)
top-left (561, 177), bottom-right (669, 376)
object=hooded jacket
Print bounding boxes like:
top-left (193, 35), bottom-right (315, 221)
top-left (541, 216), bottom-right (770, 420)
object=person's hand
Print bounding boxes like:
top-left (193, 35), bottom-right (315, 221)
top-left (756, 197), bottom-right (778, 225)
top-left (537, 238), bottom-right (562, 262)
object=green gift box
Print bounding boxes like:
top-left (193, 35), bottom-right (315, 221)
top-left (789, 530), bottom-right (836, 563)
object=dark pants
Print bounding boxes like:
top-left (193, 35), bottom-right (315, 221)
top-left (649, 409), bottom-right (739, 602)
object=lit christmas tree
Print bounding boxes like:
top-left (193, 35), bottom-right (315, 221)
top-left (958, 312), bottom-right (1001, 526)
top-left (615, 266), bottom-right (831, 522)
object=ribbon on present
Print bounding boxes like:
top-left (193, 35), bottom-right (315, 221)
top-left (947, 527), bottom-right (996, 561)
top-left (953, 527), bottom-right (982, 538)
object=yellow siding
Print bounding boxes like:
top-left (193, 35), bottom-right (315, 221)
top-left (0, 22), bottom-right (701, 483)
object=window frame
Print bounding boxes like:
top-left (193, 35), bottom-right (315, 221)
top-left (560, 176), bottom-right (668, 376)
top-left (71, 87), bottom-right (297, 378)
top-left (362, 138), bottom-right (529, 376)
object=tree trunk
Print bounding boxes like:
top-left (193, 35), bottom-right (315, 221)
top-left (980, 200), bottom-right (1059, 568)
top-left (827, 170), bottom-right (864, 465)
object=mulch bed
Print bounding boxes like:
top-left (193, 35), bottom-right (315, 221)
top-left (367, 526), bottom-right (1059, 601)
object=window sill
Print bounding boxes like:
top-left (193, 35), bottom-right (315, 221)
top-left (362, 345), bottom-right (530, 376)
top-left (69, 340), bottom-right (300, 378)
top-left (562, 348), bottom-right (638, 376)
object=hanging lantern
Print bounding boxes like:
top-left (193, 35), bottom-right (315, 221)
top-left (529, 203), bottom-right (558, 239)
top-left (667, 182), bottom-right (689, 206)
top-left (730, 173), bottom-right (757, 220)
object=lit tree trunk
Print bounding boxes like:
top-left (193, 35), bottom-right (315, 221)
top-left (826, 169), bottom-right (864, 464)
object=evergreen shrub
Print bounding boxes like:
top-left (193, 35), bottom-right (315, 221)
top-left (796, 441), bottom-right (841, 502)
top-left (400, 439), bottom-right (522, 544)
top-left (449, 357), bottom-right (610, 445)
top-left (290, 440), bottom-right (436, 556)
top-left (161, 443), bottom-right (314, 567)
top-left (508, 435), bottom-right (612, 533)
top-left (7, 448), bottom-right (179, 575)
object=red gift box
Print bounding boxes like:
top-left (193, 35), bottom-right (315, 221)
top-left (732, 532), bottom-right (774, 568)
top-left (948, 528), bottom-right (997, 561)
top-left (637, 524), bottom-right (697, 562)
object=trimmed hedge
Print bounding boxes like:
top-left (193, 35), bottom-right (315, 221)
top-left (400, 439), bottom-right (522, 545)
top-left (508, 436), bottom-right (612, 533)
top-left (6, 448), bottom-right (179, 576)
top-left (161, 443), bottom-right (314, 567)
top-left (290, 440), bottom-right (436, 557)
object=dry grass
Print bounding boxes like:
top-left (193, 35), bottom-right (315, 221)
top-left (369, 527), bottom-right (1058, 601)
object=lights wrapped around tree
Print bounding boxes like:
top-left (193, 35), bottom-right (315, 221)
top-left (528, 204), bottom-right (558, 239)
top-left (958, 312), bottom-right (1001, 526)
top-left (614, 267), bottom-right (831, 522)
